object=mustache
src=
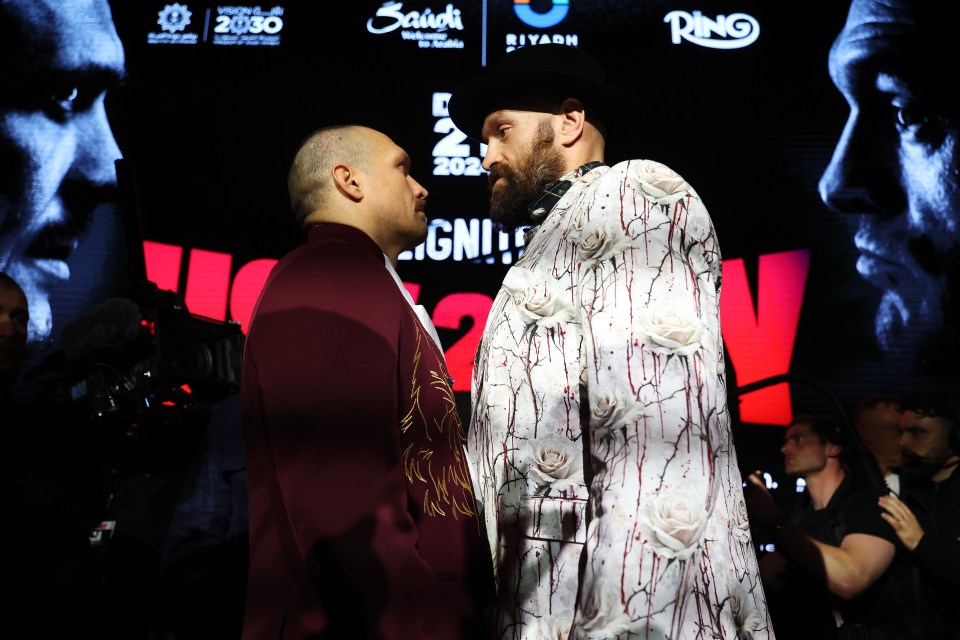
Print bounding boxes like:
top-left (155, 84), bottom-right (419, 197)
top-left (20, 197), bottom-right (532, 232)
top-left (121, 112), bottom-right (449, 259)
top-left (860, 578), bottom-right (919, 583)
top-left (25, 181), bottom-right (118, 261)
top-left (488, 165), bottom-right (510, 189)
top-left (900, 448), bottom-right (951, 468)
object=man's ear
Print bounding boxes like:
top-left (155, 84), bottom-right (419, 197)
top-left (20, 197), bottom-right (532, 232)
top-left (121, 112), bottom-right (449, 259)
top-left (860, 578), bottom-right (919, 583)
top-left (825, 442), bottom-right (842, 459)
top-left (332, 163), bottom-right (363, 201)
top-left (557, 97), bottom-right (586, 145)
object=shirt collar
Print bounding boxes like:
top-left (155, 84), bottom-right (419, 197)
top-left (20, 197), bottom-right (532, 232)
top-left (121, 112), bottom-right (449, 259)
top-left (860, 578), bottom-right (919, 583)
top-left (524, 160), bottom-right (606, 243)
top-left (528, 161), bottom-right (606, 222)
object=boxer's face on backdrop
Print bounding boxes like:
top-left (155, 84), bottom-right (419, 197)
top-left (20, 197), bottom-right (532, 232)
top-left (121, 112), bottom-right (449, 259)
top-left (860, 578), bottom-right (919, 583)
top-left (0, 0), bottom-right (125, 346)
top-left (818, 0), bottom-right (960, 380)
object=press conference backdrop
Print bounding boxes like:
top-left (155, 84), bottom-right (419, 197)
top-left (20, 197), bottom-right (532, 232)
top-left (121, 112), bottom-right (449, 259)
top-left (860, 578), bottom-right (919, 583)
top-left (40, 0), bottom-right (904, 485)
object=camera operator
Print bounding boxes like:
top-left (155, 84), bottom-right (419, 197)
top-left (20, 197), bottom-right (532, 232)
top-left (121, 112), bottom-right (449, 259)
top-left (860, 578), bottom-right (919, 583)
top-left (744, 412), bottom-right (926, 640)
top-left (0, 272), bottom-right (100, 638)
top-left (27, 281), bottom-right (243, 639)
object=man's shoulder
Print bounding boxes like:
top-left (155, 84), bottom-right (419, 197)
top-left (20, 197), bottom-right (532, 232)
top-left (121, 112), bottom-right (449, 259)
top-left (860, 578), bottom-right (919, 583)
top-left (272, 236), bottom-right (387, 283)
top-left (608, 158), bottom-right (687, 177)
top-left (600, 158), bottom-right (700, 201)
top-left (836, 482), bottom-right (887, 510)
top-left (256, 238), bottom-right (397, 314)
top-left (833, 484), bottom-right (898, 542)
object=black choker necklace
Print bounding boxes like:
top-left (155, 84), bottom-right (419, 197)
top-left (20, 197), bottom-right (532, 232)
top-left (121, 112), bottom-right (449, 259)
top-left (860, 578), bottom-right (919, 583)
top-left (527, 161), bottom-right (606, 224)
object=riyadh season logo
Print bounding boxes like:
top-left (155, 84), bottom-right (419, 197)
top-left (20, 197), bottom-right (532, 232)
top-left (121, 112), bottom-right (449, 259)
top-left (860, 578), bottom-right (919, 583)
top-left (664, 11), bottom-right (760, 49)
top-left (506, 0), bottom-right (577, 53)
top-left (366, 2), bottom-right (465, 49)
top-left (158, 3), bottom-right (192, 33)
top-left (148, 3), bottom-right (198, 44)
top-left (513, 0), bottom-right (568, 29)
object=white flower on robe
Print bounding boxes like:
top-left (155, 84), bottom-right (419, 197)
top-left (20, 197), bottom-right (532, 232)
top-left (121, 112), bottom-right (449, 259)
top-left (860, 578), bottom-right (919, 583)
top-left (590, 388), bottom-right (650, 440)
top-left (641, 488), bottom-right (708, 561)
top-left (733, 497), bottom-right (752, 538)
top-left (572, 216), bottom-right (633, 266)
top-left (732, 596), bottom-right (765, 639)
top-left (637, 301), bottom-right (703, 356)
top-left (577, 586), bottom-right (632, 639)
top-left (630, 159), bottom-right (697, 206)
top-left (503, 266), bottom-right (575, 329)
top-left (527, 435), bottom-right (584, 494)
top-left (529, 615), bottom-right (574, 640)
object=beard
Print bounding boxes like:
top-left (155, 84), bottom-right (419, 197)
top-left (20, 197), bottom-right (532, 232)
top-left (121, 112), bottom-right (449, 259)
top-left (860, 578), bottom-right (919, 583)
top-left (874, 244), bottom-right (960, 384)
top-left (487, 120), bottom-right (566, 232)
top-left (899, 446), bottom-right (953, 486)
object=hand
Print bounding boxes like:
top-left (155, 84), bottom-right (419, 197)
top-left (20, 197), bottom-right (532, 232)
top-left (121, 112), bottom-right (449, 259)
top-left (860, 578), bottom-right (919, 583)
top-left (878, 494), bottom-right (925, 551)
top-left (743, 472), bottom-right (784, 531)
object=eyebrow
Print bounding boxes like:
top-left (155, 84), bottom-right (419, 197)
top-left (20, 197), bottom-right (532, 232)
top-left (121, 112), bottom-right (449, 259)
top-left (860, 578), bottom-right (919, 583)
top-left (56, 64), bottom-right (128, 88)
top-left (2, 62), bottom-right (127, 94)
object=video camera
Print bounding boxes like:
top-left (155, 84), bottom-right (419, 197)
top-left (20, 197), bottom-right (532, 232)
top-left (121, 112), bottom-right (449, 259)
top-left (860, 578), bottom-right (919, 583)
top-left (36, 279), bottom-right (244, 429)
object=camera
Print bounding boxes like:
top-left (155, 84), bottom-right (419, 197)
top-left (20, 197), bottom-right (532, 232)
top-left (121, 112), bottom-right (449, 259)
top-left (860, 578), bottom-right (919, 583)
top-left (37, 280), bottom-right (244, 427)
top-left (154, 302), bottom-right (244, 391)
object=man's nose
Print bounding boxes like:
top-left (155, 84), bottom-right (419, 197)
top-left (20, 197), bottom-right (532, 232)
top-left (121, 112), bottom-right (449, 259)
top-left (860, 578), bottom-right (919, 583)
top-left (70, 100), bottom-right (122, 187)
top-left (411, 177), bottom-right (428, 199)
top-left (818, 111), bottom-right (903, 217)
top-left (0, 313), bottom-right (17, 338)
top-left (481, 142), bottom-right (500, 173)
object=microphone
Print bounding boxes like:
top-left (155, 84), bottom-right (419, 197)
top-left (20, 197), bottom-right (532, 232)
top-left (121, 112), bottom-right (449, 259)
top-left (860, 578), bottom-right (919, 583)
top-left (59, 297), bottom-right (145, 365)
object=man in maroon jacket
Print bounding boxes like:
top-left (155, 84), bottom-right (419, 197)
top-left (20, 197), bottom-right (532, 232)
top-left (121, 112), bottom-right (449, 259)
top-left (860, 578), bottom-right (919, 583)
top-left (241, 125), bottom-right (494, 639)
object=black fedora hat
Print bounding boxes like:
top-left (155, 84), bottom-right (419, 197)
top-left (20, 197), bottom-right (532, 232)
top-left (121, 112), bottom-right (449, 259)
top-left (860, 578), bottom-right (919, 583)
top-left (448, 44), bottom-right (640, 143)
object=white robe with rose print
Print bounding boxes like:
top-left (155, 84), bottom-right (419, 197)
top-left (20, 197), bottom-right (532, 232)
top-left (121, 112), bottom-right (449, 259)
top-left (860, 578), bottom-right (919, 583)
top-left (469, 160), bottom-right (773, 640)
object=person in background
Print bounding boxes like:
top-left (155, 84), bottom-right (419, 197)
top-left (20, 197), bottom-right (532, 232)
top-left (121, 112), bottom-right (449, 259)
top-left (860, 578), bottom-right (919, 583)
top-left (746, 413), bottom-right (925, 639)
top-left (819, 0), bottom-right (960, 386)
top-left (0, 271), bottom-right (99, 639)
top-left (153, 392), bottom-right (248, 640)
top-left (448, 43), bottom-right (771, 639)
top-left (0, 271), bottom-right (29, 392)
top-left (853, 395), bottom-right (904, 493)
top-left (878, 390), bottom-right (960, 640)
top-left (240, 124), bottom-right (494, 639)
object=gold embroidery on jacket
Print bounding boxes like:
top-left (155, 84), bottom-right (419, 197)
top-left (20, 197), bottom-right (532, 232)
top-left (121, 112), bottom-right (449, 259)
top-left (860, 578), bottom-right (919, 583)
top-left (401, 309), bottom-right (478, 520)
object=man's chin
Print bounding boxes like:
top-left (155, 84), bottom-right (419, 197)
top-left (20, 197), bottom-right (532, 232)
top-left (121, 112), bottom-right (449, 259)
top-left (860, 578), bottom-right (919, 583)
top-left (874, 289), bottom-right (909, 349)
top-left (874, 288), bottom-right (953, 374)
top-left (489, 204), bottom-right (533, 231)
top-left (22, 288), bottom-right (53, 346)
top-left (2, 265), bottom-right (54, 346)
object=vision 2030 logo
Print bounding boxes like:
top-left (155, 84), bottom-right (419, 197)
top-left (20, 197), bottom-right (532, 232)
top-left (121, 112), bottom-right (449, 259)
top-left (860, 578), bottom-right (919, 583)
top-left (148, 3), bottom-right (198, 44)
top-left (158, 3), bottom-right (192, 33)
top-left (213, 6), bottom-right (284, 38)
top-left (367, 2), bottom-right (465, 49)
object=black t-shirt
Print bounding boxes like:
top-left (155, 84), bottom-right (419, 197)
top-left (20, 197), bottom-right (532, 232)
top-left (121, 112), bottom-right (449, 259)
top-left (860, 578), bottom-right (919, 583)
top-left (797, 476), bottom-right (925, 636)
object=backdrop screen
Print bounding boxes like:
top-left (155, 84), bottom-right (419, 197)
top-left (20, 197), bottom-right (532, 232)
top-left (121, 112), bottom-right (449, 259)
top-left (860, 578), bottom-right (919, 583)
top-left (12, 0), bottom-right (948, 488)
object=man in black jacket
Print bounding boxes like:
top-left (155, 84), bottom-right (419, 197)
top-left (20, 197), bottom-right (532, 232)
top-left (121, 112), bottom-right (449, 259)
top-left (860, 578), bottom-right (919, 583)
top-left (879, 391), bottom-right (960, 640)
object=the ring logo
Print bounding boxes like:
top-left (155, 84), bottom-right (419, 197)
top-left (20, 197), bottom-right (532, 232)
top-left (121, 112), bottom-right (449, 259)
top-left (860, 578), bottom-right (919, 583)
top-left (664, 10), bottom-right (759, 49)
top-left (514, 0), bottom-right (568, 29)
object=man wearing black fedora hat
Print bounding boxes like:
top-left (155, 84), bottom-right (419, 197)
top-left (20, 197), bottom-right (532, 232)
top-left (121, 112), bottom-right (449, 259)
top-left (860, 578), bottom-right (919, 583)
top-left (450, 44), bottom-right (772, 639)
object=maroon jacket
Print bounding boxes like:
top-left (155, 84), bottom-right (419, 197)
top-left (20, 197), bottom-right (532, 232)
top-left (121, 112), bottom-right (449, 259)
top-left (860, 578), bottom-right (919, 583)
top-left (241, 224), bottom-right (493, 639)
